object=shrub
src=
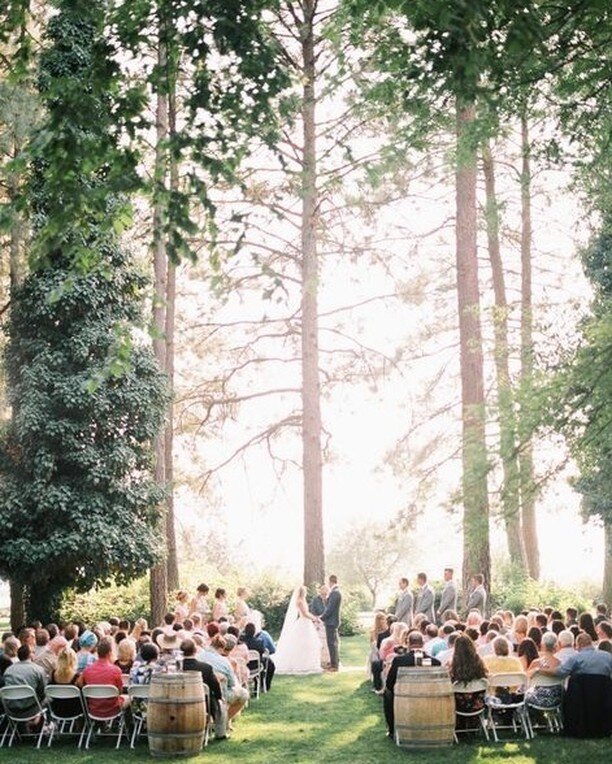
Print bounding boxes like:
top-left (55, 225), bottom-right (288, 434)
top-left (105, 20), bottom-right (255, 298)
top-left (60, 577), bottom-right (150, 625)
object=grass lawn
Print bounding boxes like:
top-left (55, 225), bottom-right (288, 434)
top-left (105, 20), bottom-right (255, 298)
top-left (0, 634), bottom-right (610, 763)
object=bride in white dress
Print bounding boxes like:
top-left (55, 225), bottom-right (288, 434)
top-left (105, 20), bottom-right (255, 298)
top-left (272, 586), bottom-right (323, 675)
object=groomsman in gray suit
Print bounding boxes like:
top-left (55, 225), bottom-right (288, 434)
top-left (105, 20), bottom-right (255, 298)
top-left (395, 577), bottom-right (413, 627)
top-left (414, 572), bottom-right (435, 622)
top-left (436, 567), bottom-right (457, 623)
top-left (464, 573), bottom-right (487, 617)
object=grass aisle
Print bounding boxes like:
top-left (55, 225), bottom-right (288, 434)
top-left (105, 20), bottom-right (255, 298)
top-left (0, 636), bottom-right (609, 763)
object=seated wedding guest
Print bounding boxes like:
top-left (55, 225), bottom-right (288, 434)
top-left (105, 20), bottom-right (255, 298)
top-left (191, 584), bottom-right (212, 622)
top-left (477, 630), bottom-right (499, 659)
top-left (535, 613), bottom-right (548, 632)
top-left (34, 629), bottom-right (49, 658)
top-left (369, 614), bottom-right (388, 691)
top-left (596, 621), bottom-right (612, 643)
top-left (550, 619), bottom-right (565, 635)
top-left (437, 631), bottom-right (461, 667)
top-left (380, 622), bottom-right (409, 677)
top-left (450, 634), bottom-right (488, 729)
top-left (550, 633), bottom-right (612, 678)
top-left (181, 638), bottom-right (222, 719)
top-left (199, 635), bottom-right (248, 723)
top-left (96, 621), bottom-right (112, 637)
top-left (377, 615), bottom-right (396, 650)
top-left (78, 637), bottom-right (130, 717)
top-left (383, 632), bottom-right (440, 738)
top-left (242, 622), bottom-right (275, 690)
top-left (556, 630), bottom-right (577, 663)
top-left (48, 647), bottom-right (83, 718)
top-left (212, 589), bottom-right (229, 622)
top-left (220, 634), bottom-right (248, 686)
top-left (578, 612), bottom-right (599, 642)
top-left (527, 626), bottom-right (542, 650)
top-left (594, 604), bottom-right (609, 625)
top-left (465, 610), bottom-right (483, 630)
top-left (130, 618), bottom-right (148, 642)
top-left (174, 590), bottom-right (190, 622)
top-left (566, 607), bottom-right (579, 627)
top-left (115, 637), bottom-right (136, 675)
top-left (190, 613), bottom-right (204, 634)
top-left (46, 624), bottom-right (59, 640)
top-left (63, 623), bottom-right (79, 651)
top-left (253, 619), bottom-right (276, 656)
top-left (525, 632), bottom-right (563, 710)
top-left (3, 644), bottom-right (47, 719)
top-left (465, 628), bottom-right (479, 644)
top-left (428, 623), bottom-right (455, 657)
top-left (510, 615), bottom-right (528, 649)
top-left (549, 610), bottom-right (563, 624)
top-left (114, 630), bottom-right (128, 646)
top-left (226, 627), bottom-right (250, 676)
top-left (130, 643), bottom-right (160, 685)
top-left (0, 636), bottom-right (19, 681)
top-left (598, 640), bottom-right (612, 653)
top-left (518, 637), bottom-right (539, 671)
top-left (76, 630), bottom-right (98, 672)
top-left (483, 636), bottom-right (523, 675)
top-left (109, 617), bottom-right (120, 635)
top-left (207, 622), bottom-right (220, 639)
top-left (35, 634), bottom-right (68, 680)
top-left (477, 621), bottom-right (491, 646)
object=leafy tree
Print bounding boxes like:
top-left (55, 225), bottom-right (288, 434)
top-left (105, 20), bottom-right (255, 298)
top-left (0, 0), bottom-right (167, 625)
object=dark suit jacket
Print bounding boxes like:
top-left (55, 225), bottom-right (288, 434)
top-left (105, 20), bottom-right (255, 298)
top-left (385, 650), bottom-right (441, 695)
top-left (182, 657), bottom-right (222, 701)
top-left (310, 595), bottom-right (325, 617)
top-left (376, 629), bottom-right (391, 650)
top-left (321, 586), bottom-right (342, 628)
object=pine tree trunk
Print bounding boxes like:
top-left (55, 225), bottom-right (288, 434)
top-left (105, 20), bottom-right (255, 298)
top-left (519, 114), bottom-right (540, 580)
top-left (301, 0), bottom-right (324, 587)
top-left (603, 521), bottom-right (612, 606)
top-left (149, 21), bottom-right (169, 625)
top-left (482, 144), bottom-right (527, 571)
top-left (164, 62), bottom-right (179, 594)
top-left (456, 100), bottom-right (490, 593)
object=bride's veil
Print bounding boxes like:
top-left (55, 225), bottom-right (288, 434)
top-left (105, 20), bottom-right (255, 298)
top-left (276, 586), bottom-right (300, 646)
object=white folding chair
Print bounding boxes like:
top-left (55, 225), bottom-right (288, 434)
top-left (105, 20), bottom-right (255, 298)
top-left (127, 684), bottom-right (149, 748)
top-left (485, 673), bottom-right (532, 742)
top-left (526, 673), bottom-right (564, 734)
top-left (202, 683), bottom-right (212, 747)
top-left (44, 684), bottom-right (87, 747)
top-left (247, 650), bottom-right (263, 699)
top-left (261, 650), bottom-right (271, 693)
top-left (452, 678), bottom-right (490, 742)
top-left (0, 685), bottom-right (47, 748)
top-left (81, 684), bottom-right (127, 749)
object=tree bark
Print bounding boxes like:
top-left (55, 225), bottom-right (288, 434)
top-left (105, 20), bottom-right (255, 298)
top-left (300, 0), bottom-right (325, 587)
top-left (456, 100), bottom-right (490, 594)
top-left (164, 57), bottom-right (179, 594)
top-left (9, 580), bottom-right (25, 631)
top-left (149, 16), bottom-right (169, 625)
top-left (482, 143), bottom-right (527, 571)
top-left (519, 114), bottom-right (540, 580)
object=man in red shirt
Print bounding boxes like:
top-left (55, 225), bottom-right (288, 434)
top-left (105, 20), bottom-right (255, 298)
top-left (78, 637), bottom-right (130, 717)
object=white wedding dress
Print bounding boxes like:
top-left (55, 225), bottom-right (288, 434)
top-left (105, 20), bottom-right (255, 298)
top-left (272, 588), bottom-right (323, 675)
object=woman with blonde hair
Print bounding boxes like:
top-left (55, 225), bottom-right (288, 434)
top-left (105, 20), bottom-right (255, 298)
top-left (115, 638), bottom-right (136, 675)
top-left (49, 647), bottom-right (82, 718)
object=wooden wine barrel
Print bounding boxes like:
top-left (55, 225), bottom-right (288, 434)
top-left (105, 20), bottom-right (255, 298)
top-left (393, 666), bottom-right (454, 748)
top-left (148, 673), bottom-right (206, 758)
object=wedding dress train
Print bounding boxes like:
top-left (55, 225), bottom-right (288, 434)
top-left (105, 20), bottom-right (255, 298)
top-left (272, 587), bottom-right (323, 675)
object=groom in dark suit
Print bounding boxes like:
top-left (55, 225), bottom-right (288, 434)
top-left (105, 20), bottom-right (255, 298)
top-left (320, 574), bottom-right (342, 671)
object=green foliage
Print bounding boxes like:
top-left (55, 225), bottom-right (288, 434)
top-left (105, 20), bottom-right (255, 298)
top-left (490, 563), bottom-right (598, 614)
top-left (60, 577), bottom-right (151, 625)
top-left (0, 0), bottom-right (167, 623)
top-left (247, 577), bottom-right (293, 637)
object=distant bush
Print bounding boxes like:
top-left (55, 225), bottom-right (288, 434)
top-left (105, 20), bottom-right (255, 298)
top-left (248, 577), bottom-right (293, 637)
top-left (490, 564), bottom-right (599, 614)
top-left (61, 577), bottom-right (150, 625)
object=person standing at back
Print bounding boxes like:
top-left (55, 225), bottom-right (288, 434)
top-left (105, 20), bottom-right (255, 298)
top-left (320, 575), bottom-right (342, 672)
top-left (414, 573), bottom-right (435, 623)
top-left (395, 578), bottom-right (413, 627)
top-left (436, 568), bottom-right (457, 624)
top-left (464, 574), bottom-right (487, 618)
